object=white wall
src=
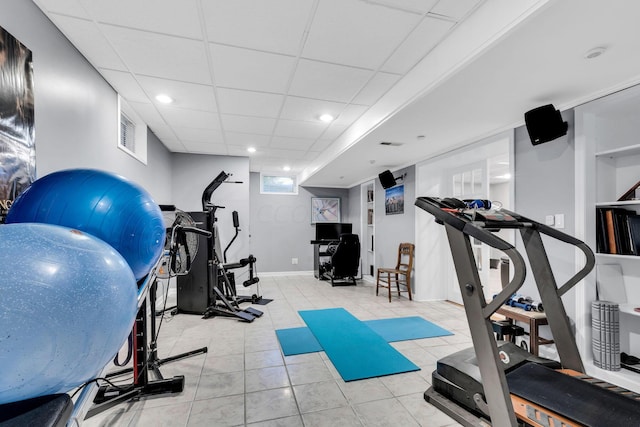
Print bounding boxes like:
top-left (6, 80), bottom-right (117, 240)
top-left (249, 173), bottom-right (350, 272)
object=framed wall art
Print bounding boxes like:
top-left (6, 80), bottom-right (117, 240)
top-left (385, 184), bottom-right (404, 215)
top-left (311, 197), bottom-right (340, 223)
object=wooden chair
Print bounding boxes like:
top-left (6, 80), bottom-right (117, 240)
top-left (376, 243), bottom-right (415, 302)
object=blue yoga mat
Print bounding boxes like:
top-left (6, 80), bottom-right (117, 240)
top-left (298, 308), bottom-right (420, 381)
top-left (276, 315), bottom-right (452, 356)
top-left (275, 327), bottom-right (323, 355)
top-left (365, 316), bottom-right (453, 342)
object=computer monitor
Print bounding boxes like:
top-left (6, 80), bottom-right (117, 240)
top-left (315, 223), bottom-right (352, 241)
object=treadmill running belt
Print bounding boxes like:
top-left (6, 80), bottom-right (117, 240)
top-left (506, 363), bottom-right (640, 427)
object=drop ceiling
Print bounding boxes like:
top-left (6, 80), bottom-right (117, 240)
top-left (33, 0), bottom-right (640, 188)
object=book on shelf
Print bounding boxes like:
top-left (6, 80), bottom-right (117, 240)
top-left (596, 207), bottom-right (640, 255)
top-left (367, 189), bottom-right (374, 203)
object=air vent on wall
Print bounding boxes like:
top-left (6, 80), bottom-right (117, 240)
top-left (379, 141), bottom-right (403, 146)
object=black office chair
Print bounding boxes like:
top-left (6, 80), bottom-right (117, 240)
top-left (321, 233), bottom-right (360, 286)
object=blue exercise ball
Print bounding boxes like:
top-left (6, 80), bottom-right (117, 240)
top-left (6, 169), bottom-right (165, 280)
top-left (0, 223), bottom-right (138, 404)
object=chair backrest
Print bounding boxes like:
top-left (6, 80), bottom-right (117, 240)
top-left (396, 243), bottom-right (415, 273)
top-left (331, 233), bottom-right (361, 276)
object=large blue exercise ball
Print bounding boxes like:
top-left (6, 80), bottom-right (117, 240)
top-left (0, 223), bottom-right (138, 404)
top-left (6, 169), bottom-right (165, 280)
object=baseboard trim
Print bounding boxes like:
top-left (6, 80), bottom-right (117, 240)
top-left (259, 270), bottom-right (315, 277)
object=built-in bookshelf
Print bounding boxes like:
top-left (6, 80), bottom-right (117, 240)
top-left (362, 180), bottom-right (375, 280)
top-left (576, 83), bottom-right (640, 392)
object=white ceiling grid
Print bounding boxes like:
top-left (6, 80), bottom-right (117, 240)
top-left (33, 0), bottom-right (475, 176)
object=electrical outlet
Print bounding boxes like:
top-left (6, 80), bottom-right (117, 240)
top-left (291, 258), bottom-right (298, 265)
top-left (554, 214), bottom-right (565, 229)
top-left (545, 215), bottom-right (555, 226)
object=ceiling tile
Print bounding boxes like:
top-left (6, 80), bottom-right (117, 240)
top-left (274, 119), bottom-right (327, 139)
top-left (137, 76), bottom-right (216, 112)
top-left (48, 15), bottom-right (126, 70)
top-left (321, 124), bottom-right (348, 141)
top-left (289, 60), bottom-right (373, 103)
top-left (158, 138), bottom-right (186, 152)
top-left (100, 69), bottom-right (149, 102)
top-left (310, 139), bottom-right (334, 152)
top-left (352, 72), bottom-right (401, 105)
top-left (270, 136), bottom-right (315, 151)
top-left (304, 150), bottom-right (322, 161)
top-left (172, 127), bottom-right (223, 143)
top-left (302, 0), bottom-right (421, 69)
top-left (227, 145), bottom-right (255, 157)
top-left (280, 96), bottom-right (345, 122)
top-left (128, 101), bottom-right (165, 126)
top-left (201, 0), bottom-right (315, 55)
top-left (100, 25), bottom-right (211, 84)
top-left (334, 104), bottom-right (369, 126)
top-left (364, 0), bottom-right (439, 14)
top-left (182, 141), bottom-right (228, 155)
top-left (216, 88), bottom-right (284, 118)
top-left (381, 16), bottom-right (455, 74)
top-left (261, 148), bottom-right (308, 160)
top-left (80, 0), bottom-right (203, 39)
top-left (34, 0), bottom-right (89, 18)
top-left (149, 124), bottom-right (177, 140)
top-left (210, 44), bottom-right (296, 93)
top-left (158, 106), bottom-right (220, 129)
top-left (431, 0), bottom-right (482, 21)
top-left (224, 132), bottom-right (271, 147)
top-left (220, 114), bottom-right (276, 135)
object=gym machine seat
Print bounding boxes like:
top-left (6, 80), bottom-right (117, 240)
top-left (321, 233), bottom-right (360, 286)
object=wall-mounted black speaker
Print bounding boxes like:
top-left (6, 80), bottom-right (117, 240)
top-left (378, 170), bottom-right (397, 189)
top-left (524, 104), bottom-right (568, 145)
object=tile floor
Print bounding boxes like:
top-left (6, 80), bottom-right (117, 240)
top-left (82, 274), bottom-right (473, 427)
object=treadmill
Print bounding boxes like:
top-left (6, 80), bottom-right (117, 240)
top-left (415, 197), bottom-right (640, 427)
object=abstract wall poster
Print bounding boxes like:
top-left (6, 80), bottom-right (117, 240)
top-left (311, 197), bottom-right (340, 223)
top-left (0, 26), bottom-right (35, 222)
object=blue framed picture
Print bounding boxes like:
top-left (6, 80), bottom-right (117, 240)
top-left (385, 185), bottom-right (404, 215)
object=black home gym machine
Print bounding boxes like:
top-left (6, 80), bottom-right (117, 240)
top-left (415, 197), bottom-right (640, 427)
top-left (176, 171), bottom-right (262, 322)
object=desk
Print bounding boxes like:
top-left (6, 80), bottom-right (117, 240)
top-left (310, 240), bottom-right (337, 279)
top-left (495, 305), bottom-right (554, 356)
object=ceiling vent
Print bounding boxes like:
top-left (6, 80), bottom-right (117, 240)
top-left (379, 141), bottom-right (403, 147)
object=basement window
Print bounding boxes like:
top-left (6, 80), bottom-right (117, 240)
top-left (118, 96), bottom-right (147, 164)
top-left (260, 174), bottom-right (298, 195)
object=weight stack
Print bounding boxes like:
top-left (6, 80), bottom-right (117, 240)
top-left (592, 301), bottom-right (620, 371)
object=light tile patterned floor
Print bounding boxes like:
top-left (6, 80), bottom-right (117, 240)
top-left (82, 274), bottom-right (472, 426)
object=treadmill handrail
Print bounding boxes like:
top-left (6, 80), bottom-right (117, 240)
top-left (415, 197), bottom-right (595, 314)
top-left (500, 209), bottom-right (595, 297)
top-left (416, 197), bottom-right (527, 317)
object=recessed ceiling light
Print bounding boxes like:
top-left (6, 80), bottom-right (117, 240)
top-left (283, 165), bottom-right (291, 172)
top-left (319, 114), bottom-right (334, 123)
top-left (584, 47), bottom-right (606, 60)
top-left (155, 94), bottom-right (173, 104)
top-left (247, 147), bottom-right (256, 153)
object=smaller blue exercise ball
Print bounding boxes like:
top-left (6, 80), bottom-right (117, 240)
top-left (6, 169), bottom-right (165, 280)
top-left (0, 223), bottom-right (138, 404)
